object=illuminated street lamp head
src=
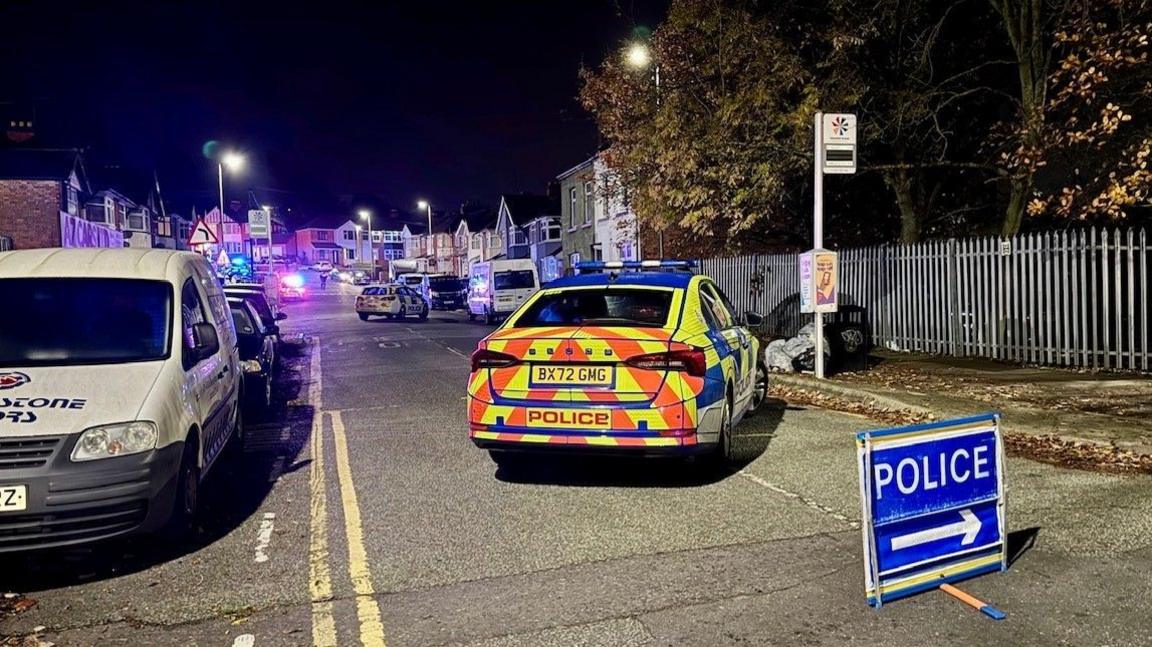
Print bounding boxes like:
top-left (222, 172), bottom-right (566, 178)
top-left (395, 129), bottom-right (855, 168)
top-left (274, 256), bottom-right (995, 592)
top-left (261, 205), bottom-right (272, 211)
top-left (358, 209), bottom-right (371, 220)
top-left (417, 200), bottom-right (429, 210)
top-left (625, 42), bottom-right (652, 69)
top-left (221, 152), bottom-right (245, 171)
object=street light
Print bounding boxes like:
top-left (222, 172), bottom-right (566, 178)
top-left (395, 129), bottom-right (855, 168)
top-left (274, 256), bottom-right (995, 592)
top-left (217, 151), bottom-right (245, 222)
top-left (417, 200), bottom-right (434, 269)
top-left (358, 209), bottom-right (373, 266)
top-left (624, 41), bottom-right (662, 256)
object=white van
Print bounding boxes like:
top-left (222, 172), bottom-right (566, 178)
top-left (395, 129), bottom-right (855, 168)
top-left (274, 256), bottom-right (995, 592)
top-left (467, 259), bottom-right (539, 324)
top-left (0, 248), bottom-right (243, 551)
top-left (396, 272), bottom-right (431, 301)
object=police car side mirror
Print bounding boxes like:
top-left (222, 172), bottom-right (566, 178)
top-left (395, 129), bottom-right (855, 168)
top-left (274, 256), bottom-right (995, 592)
top-left (265, 324), bottom-right (280, 337)
top-left (743, 311), bottom-right (764, 328)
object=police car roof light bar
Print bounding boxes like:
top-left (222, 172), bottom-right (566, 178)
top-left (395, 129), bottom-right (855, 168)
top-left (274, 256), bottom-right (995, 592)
top-left (575, 260), bottom-right (697, 274)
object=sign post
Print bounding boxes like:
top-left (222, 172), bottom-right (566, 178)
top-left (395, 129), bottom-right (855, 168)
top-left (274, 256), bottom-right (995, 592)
top-left (811, 112), bottom-right (855, 378)
top-left (856, 413), bottom-right (1007, 611)
top-left (249, 208), bottom-right (271, 262)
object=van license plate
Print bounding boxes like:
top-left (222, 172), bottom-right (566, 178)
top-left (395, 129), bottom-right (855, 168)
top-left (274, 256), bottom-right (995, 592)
top-left (531, 365), bottom-right (614, 387)
top-left (0, 485), bottom-right (27, 512)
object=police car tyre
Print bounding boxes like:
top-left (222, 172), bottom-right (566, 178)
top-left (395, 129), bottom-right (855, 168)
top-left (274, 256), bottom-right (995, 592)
top-left (745, 363), bottom-right (769, 416)
top-left (419, 304), bottom-right (429, 320)
top-left (399, 304), bottom-right (407, 318)
top-left (489, 450), bottom-right (528, 468)
top-left (358, 313), bottom-right (370, 321)
top-left (161, 439), bottom-right (201, 541)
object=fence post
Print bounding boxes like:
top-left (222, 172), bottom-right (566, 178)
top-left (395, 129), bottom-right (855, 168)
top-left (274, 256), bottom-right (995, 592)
top-left (947, 238), bottom-right (963, 357)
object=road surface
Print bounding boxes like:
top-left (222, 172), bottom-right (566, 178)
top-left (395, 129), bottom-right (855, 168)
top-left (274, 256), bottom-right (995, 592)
top-left (2, 275), bottom-right (1151, 646)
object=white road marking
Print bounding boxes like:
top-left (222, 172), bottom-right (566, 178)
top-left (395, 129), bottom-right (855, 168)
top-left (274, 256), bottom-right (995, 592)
top-left (254, 512), bottom-right (276, 563)
top-left (445, 346), bottom-right (469, 360)
top-left (737, 470), bottom-right (859, 528)
top-left (232, 633), bottom-right (255, 647)
top-left (378, 341), bottom-right (401, 348)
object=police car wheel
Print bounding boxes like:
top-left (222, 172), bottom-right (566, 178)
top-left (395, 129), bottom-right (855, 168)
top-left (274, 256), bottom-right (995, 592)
top-left (489, 450), bottom-right (527, 469)
top-left (419, 305), bottom-right (429, 320)
top-left (746, 364), bottom-right (769, 416)
top-left (399, 305), bottom-right (407, 319)
top-left (358, 313), bottom-right (370, 321)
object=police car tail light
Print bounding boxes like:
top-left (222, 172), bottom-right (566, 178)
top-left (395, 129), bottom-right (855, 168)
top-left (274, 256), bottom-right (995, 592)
top-left (471, 348), bottom-right (520, 372)
top-left (625, 349), bottom-right (707, 377)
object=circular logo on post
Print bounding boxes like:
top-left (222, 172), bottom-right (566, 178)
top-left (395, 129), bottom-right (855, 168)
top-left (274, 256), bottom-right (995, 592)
top-left (0, 372), bottom-right (31, 390)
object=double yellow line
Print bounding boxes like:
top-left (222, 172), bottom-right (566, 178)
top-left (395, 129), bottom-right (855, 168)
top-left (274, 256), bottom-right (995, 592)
top-left (308, 337), bottom-right (386, 646)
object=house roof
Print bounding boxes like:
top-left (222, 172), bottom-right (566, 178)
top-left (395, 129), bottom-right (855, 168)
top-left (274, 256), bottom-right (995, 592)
top-left (556, 156), bottom-right (596, 181)
top-left (307, 241), bottom-right (344, 250)
top-left (0, 148), bottom-right (86, 186)
top-left (455, 209), bottom-right (498, 234)
top-left (500, 193), bottom-right (559, 225)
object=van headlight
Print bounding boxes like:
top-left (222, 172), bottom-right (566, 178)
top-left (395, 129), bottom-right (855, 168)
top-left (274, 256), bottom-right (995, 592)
top-left (71, 422), bottom-right (158, 462)
top-left (241, 359), bottom-right (264, 374)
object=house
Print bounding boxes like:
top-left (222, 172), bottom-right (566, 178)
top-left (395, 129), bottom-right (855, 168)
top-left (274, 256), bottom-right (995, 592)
top-left (525, 215), bottom-right (563, 283)
top-left (154, 212), bottom-right (192, 251)
top-left (494, 193), bottom-right (556, 262)
top-left (452, 205), bottom-right (500, 275)
top-left (0, 148), bottom-right (122, 250)
top-left (593, 156), bottom-right (639, 262)
top-left (294, 214), bottom-right (355, 266)
top-left (558, 158), bottom-right (597, 270)
top-left (201, 201), bottom-right (247, 256)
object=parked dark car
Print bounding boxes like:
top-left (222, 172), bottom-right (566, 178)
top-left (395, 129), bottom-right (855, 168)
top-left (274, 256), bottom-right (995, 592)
top-left (229, 298), bottom-right (278, 413)
top-left (765, 292), bottom-right (869, 371)
top-left (428, 276), bottom-right (466, 311)
top-left (224, 283), bottom-right (288, 340)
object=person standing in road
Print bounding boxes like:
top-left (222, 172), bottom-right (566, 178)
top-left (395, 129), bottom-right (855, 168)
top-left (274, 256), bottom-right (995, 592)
top-left (320, 270), bottom-right (328, 290)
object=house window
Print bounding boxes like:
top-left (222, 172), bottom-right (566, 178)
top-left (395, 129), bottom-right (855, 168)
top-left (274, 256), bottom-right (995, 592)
top-left (117, 203), bottom-right (128, 228)
top-left (347, 248), bottom-right (356, 261)
top-left (546, 219), bottom-right (561, 241)
top-left (568, 187), bottom-right (578, 229)
top-left (583, 181), bottom-right (594, 225)
top-left (343, 230), bottom-right (355, 241)
top-left (592, 246), bottom-right (603, 261)
top-left (127, 213), bottom-right (146, 231)
top-left (382, 230), bottom-right (401, 242)
top-left (67, 186), bottom-right (79, 215)
top-left (316, 230), bottom-right (332, 241)
top-left (569, 252), bottom-right (581, 270)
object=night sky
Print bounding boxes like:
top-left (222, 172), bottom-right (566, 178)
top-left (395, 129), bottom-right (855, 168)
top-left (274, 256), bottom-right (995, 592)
top-left (1, 1), bottom-right (666, 221)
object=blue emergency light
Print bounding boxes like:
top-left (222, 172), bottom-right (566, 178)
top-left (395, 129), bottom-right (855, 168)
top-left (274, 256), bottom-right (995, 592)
top-left (575, 260), bottom-right (697, 274)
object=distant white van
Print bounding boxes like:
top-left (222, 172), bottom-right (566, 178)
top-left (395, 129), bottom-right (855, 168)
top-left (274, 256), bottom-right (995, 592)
top-left (467, 259), bottom-right (539, 324)
top-left (0, 248), bottom-right (244, 551)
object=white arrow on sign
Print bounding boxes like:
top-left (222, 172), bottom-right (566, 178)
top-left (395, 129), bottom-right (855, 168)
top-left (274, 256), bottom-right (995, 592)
top-left (891, 508), bottom-right (980, 551)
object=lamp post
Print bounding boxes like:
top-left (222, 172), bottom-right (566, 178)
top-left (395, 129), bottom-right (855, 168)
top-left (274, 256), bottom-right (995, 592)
top-left (217, 152), bottom-right (244, 219)
top-left (417, 200), bottom-right (433, 271)
top-left (624, 42), bottom-right (662, 257)
top-left (357, 209), bottom-right (373, 271)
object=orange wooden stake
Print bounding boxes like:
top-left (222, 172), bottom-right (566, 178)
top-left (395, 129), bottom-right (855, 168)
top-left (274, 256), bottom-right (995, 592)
top-left (940, 583), bottom-right (1006, 620)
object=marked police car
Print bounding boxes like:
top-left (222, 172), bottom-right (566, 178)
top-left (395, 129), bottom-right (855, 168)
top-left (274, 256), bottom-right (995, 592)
top-left (0, 248), bottom-right (244, 551)
top-left (355, 284), bottom-right (430, 321)
top-left (467, 260), bottom-right (769, 466)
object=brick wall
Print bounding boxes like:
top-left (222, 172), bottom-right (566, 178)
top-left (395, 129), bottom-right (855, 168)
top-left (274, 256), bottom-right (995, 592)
top-left (0, 179), bottom-right (63, 249)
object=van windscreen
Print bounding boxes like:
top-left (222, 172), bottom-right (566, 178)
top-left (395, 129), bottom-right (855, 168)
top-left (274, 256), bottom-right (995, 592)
top-left (0, 278), bottom-right (173, 367)
top-left (493, 270), bottom-right (535, 291)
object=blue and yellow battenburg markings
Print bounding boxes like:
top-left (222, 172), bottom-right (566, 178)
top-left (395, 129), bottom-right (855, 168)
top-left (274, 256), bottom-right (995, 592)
top-left (467, 271), bottom-right (744, 449)
top-left (856, 413), bottom-right (1007, 607)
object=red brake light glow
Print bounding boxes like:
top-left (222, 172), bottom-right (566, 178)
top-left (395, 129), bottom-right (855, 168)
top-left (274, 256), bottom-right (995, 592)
top-left (471, 348), bottom-right (520, 372)
top-left (625, 348), bottom-right (707, 377)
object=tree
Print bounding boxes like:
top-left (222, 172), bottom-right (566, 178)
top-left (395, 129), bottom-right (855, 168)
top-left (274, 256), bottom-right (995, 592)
top-left (581, 1), bottom-right (821, 254)
top-left (1022, 0), bottom-right (1152, 225)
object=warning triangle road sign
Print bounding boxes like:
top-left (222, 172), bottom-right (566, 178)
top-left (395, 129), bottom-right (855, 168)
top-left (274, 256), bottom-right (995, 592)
top-left (188, 218), bottom-right (218, 246)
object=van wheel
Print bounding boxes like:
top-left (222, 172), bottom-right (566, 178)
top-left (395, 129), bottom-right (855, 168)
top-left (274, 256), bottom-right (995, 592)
top-left (484, 308), bottom-right (494, 325)
top-left (398, 305), bottom-right (407, 319)
top-left (162, 441), bottom-right (201, 541)
top-left (467, 312), bottom-right (476, 322)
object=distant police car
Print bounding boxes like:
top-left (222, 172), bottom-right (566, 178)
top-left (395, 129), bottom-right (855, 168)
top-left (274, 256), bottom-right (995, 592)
top-left (467, 260), bottom-right (769, 466)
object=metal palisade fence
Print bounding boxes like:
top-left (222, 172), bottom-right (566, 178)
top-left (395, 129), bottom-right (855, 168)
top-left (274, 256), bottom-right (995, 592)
top-left (701, 227), bottom-right (1150, 373)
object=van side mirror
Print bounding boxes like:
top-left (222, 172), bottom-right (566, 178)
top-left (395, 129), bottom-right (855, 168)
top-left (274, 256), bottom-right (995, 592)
top-left (191, 322), bottom-right (220, 360)
top-left (275, 311), bottom-right (288, 321)
top-left (743, 311), bottom-right (764, 328)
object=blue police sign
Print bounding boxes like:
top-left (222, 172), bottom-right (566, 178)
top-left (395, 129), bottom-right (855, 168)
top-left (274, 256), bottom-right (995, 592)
top-left (856, 413), bottom-right (1006, 607)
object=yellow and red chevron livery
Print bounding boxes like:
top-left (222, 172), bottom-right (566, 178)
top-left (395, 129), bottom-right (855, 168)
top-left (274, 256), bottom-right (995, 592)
top-left (467, 263), bottom-right (768, 464)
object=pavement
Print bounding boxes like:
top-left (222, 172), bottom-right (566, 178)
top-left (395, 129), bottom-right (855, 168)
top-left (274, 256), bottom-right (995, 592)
top-left (1, 275), bottom-right (1151, 646)
top-left (774, 350), bottom-right (1152, 457)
